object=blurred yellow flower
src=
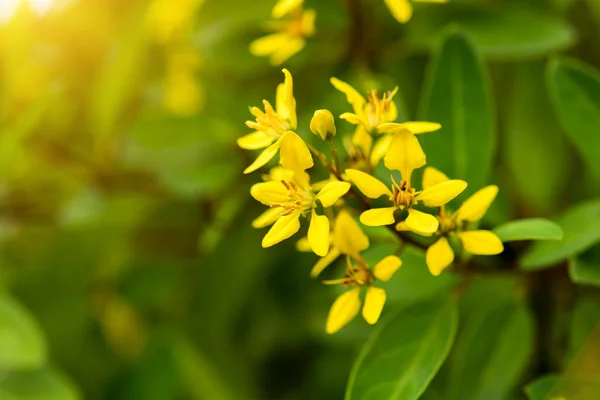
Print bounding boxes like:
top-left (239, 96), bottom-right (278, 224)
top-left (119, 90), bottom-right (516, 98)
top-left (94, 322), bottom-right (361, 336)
top-left (146, 0), bottom-right (204, 43)
top-left (324, 254), bottom-right (401, 334)
top-left (250, 0), bottom-right (315, 65)
top-left (162, 45), bottom-right (203, 116)
top-left (384, 0), bottom-right (448, 24)
top-left (240, 69), bottom-right (301, 174)
top-left (346, 129), bottom-right (466, 233)
top-left (251, 164), bottom-right (350, 256)
top-left (420, 167), bottom-right (503, 276)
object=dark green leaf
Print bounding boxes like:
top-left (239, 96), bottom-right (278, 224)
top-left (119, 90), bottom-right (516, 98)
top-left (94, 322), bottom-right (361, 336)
top-left (406, 6), bottom-right (575, 59)
top-left (568, 293), bottom-right (600, 362)
top-left (524, 375), bottom-right (560, 400)
top-left (345, 298), bottom-right (458, 400)
top-left (547, 57), bottom-right (600, 179)
top-left (493, 218), bottom-right (563, 242)
top-left (0, 368), bottom-right (80, 400)
top-left (0, 294), bottom-right (46, 369)
top-left (568, 245), bottom-right (600, 286)
top-left (445, 288), bottom-right (534, 400)
top-left (521, 200), bottom-right (600, 270)
top-left (419, 29), bottom-right (495, 193)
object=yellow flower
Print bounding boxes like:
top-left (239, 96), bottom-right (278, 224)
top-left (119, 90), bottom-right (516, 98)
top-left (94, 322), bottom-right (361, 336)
top-left (330, 78), bottom-right (441, 166)
top-left (251, 167), bottom-right (350, 256)
top-left (346, 129), bottom-right (467, 233)
top-left (384, 0), bottom-right (448, 24)
top-left (324, 254), bottom-right (402, 334)
top-left (162, 45), bottom-right (203, 116)
top-left (239, 69), bottom-right (305, 174)
top-left (298, 210), bottom-right (370, 278)
top-left (421, 167), bottom-right (504, 276)
top-left (250, 1), bottom-right (315, 65)
top-left (310, 109), bottom-right (336, 141)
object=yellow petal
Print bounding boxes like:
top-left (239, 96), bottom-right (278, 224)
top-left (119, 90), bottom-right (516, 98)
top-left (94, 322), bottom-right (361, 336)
top-left (252, 207), bottom-right (282, 228)
top-left (457, 230), bottom-right (504, 255)
top-left (352, 126), bottom-right (372, 157)
top-left (281, 69), bottom-right (297, 129)
top-left (455, 185), bottom-right (499, 222)
top-left (333, 210), bottom-right (369, 256)
top-left (272, 0), bottom-right (303, 18)
top-left (243, 140), bottom-right (281, 174)
top-left (383, 129), bottom-right (426, 182)
top-left (417, 180), bottom-right (467, 208)
top-left (250, 181), bottom-right (288, 205)
top-left (330, 77), bottom-right (366, 113)
top-left (370, 134), bottom-right (393, 167)
top-left (308, 210), bottom-right (330, 256)
top-left (316, 181), bottom-right (351, 208)
top-left (310, 248), bottom-right (341, 278)
top-left (395, 221), bottom-right (433, 237)
top-left (426, 237), bottom-right (454, 276)
top-left (360, 207), bottom-right (397, 226)
top-left (345, 169), bottom-right (392, 199)
top-left (237, 131), bottom-right (276, 150)
top-left (279, 131), bottom-right (313, 177)
top-left (249, 33), bottom-right (288, 56)
top-left (378, 121), bottom-right (441, 135)
top-left (310, 109), bottom-right (336, 141)
top-left (262, 212), bottom-right (301, 247)
top-left (340, 112), bottom-right (368, 128)
top-left (270, 37), bottom-right (305, 66)
top-left (362, 287), bottom-right (386, 325)
top-left (405, 208), bottom-right (439, 234)
top-left (384, 0), bottom-right (413, 23)
top-left (326, 288), bottom-right (361, 334)
top-left (296, 236), bottom-right (311, 252)
top-left (422, 166), bottom-right (449, 189)
top-left (300, 9), bottom-right (316, 36)
top-left (373, 255), bottom-right (402, 282)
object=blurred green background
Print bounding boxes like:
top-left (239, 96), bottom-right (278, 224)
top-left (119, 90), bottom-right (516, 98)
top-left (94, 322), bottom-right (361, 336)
top-left (1, 0), bottom-right (600, 399)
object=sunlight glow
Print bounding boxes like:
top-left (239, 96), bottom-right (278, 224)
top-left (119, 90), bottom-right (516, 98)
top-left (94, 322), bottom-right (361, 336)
top-left (0, 0), bottom-right (56, 24)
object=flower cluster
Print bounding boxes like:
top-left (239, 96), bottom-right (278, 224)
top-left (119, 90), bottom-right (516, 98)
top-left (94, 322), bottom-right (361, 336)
top-left (239, 69), bottom-right (503, 334)
top-left (250, 0), bottom-right (315, 65)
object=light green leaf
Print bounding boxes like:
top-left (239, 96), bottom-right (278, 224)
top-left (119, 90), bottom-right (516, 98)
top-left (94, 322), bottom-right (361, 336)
top-left (345, 298), bottom-right (458, 400)
top-left (446, 292), bottom-right (535, 399)
top-left (524, 375), bottom-right (560, 400)
top-left (547, 57), bottom-right (600, 179)
top-left (502, 61), bottom-right (572, 214)
top-left (0, 295), bottom-right (46, 369)
top-left (0, 368), bottom-right (80, 400)
top-left (406, 6), bottom-right (575, 59)
top-left (493, 218), bottom-right (563, 242)
top-left (521, 200), bottom-right (600, 270)
top-left (419, 29), bottom-right (495, 193)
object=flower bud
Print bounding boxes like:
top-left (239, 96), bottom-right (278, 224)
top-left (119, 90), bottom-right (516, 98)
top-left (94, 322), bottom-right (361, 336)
top-left (310, 109), bottom-right (336, 141)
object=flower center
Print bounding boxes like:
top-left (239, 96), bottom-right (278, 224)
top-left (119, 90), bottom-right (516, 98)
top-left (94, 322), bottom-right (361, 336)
top-left (344, 261), bottom-right (373, 286)
top-left (365, 89), bottom-right (396, 129)
top-left (392, 179), bottom-right (416, 208)
top-left (273, 179), bottom-right (314, 215)
top-left (247, 101), bottom-right (291, 138)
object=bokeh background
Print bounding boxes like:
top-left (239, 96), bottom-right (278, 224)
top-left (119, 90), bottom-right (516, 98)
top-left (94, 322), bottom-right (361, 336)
top-left (1, 0), bottom-right (600, 399)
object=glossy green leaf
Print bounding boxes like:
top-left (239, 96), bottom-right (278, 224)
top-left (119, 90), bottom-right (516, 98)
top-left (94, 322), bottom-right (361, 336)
top-left (0, 294), bottom-right (47, 369)
top-left (446, 290), bottom-right (534, 400)
top-left (419, 29), bottom-right (495, 193)
top-left (406, 6), bottom-right (575, 59)
top-left (502, 61), bottom-right (571, 214)
top-left (524, 375), bottom-right (560, 400)
top-left (345, 298), bottom-right (458, 400)
top-left (547, 57), bottom-right (600, 179)
top-left (0, 368), bottom-right (80, 400)
top-left (521, 200), bottom-right (600, 270)
top-left (493, 218), bottom-right (563, 242)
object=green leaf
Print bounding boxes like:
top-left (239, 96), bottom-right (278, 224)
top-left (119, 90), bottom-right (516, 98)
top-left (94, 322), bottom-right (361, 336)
top-left (568, 293), bottom-right (600, 362)
top-left (345, 298), bottom-right (458, 400)
top-left (419, 29), bottom-right (495, 193)
top-left (0, 294), bottom-right (47, 369)
top-left (493, 218), bottom-right (563, 242)
top-left (524, 375), bottom-right (560, 400)
top-left (0, 368), bottom-right (80, 400)
top-left (502, 61), bottom-right (572, 214)
top-left (521, 200), bottom-right (600, 270)
top-left (547, 57), bottom-right (600, 179)
top-left (568, 245), bottom-right (600, 286)
top-left (406, 6), bottom-right (575, 59)
top-left (445, 286), bottom-right (534, 400)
